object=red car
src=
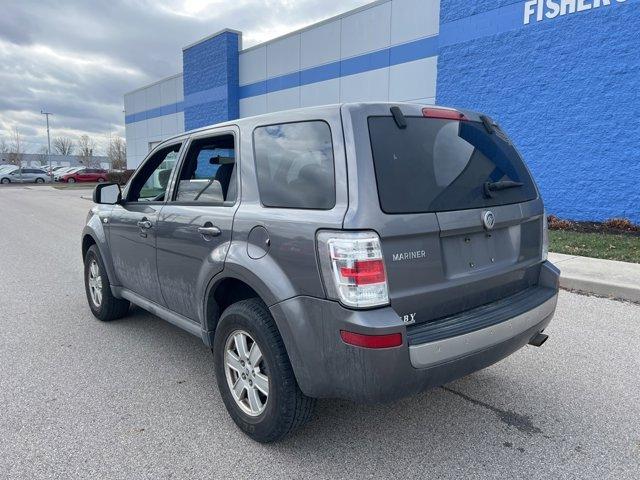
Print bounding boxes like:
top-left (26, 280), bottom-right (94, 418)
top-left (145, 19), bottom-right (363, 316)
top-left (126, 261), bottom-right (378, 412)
top-left (61, 168), bottom-right (108, 183)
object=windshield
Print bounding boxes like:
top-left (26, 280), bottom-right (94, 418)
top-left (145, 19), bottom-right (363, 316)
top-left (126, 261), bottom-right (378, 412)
top-left (368, 116), bottom-right (537, 214)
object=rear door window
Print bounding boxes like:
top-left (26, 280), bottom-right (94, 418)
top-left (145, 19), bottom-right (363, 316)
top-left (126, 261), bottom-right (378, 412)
top-left (368, 117), bottom-right (537, 214)
top-left (253, 121), bottom-right (335, 210)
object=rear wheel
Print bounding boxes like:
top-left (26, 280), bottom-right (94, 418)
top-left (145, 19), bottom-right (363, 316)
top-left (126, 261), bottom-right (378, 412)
top-left (213, 298), bottom-right (315, 443)
top-left (97, 177), bottom-right (106, 183)
top-left (84, 245), bottom-right (130, 321)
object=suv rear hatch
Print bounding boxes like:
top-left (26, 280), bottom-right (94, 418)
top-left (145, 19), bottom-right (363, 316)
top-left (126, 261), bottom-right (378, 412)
top-left (342, 104), bottom-right (546, 325)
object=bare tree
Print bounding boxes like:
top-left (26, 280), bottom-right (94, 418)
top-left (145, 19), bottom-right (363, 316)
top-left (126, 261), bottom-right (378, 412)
top-left (35, 146), bottom-right (49, 167)
top-left (53, 136), bottom-right (74, 156)
top-left (107, 136), bottom-right (127, 170)
top-left (77, 134), bottom-right (97, 166)
top-left (7, 127), bottom-right (24, 167)
top-left (0, 137), bottom-right (8, 165)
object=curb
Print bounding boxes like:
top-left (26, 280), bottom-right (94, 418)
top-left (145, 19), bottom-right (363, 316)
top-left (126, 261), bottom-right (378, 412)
top-left (550, 253), bottom-right (640, 303)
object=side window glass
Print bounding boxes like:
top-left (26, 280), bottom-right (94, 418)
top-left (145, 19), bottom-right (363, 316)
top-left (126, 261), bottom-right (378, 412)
top-left (128, 144), bottom-right (181, 202)
top-left (173, 134), bottom-right (236, 205)
top-left (253, 121), bottom-right (335, 210)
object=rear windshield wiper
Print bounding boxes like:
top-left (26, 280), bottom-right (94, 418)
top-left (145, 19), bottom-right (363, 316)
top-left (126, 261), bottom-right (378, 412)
top-left (483, 180), bottom-right (523, 198)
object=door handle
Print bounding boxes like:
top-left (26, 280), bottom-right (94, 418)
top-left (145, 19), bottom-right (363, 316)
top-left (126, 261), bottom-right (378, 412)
top-left (198, 226), bottom-right (221, 237)
top-left (137, 220), bottom-right (152, 229)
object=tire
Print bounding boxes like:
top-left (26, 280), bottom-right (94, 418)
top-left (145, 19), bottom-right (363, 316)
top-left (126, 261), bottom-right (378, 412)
top-left (35, 178), bottom-right (44, 183)
top-left (213, 298), bottom-right (316, 443)
top-left (1, 178), bottom-right (10, 184)
top-left (97, 177), bottom-right (106, 183)
top-left (67, 178), bottom-right (76, 183)
top-left (84, 245), bottom-right (130, 321)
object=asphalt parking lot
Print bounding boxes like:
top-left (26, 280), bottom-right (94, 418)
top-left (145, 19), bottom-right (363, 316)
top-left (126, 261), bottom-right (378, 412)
top-left (0, 186), bottom-right (638, 479)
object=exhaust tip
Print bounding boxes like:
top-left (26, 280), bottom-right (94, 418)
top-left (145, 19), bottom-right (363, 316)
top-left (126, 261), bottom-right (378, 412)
top-left (529, 333), bottom-right (549, 347)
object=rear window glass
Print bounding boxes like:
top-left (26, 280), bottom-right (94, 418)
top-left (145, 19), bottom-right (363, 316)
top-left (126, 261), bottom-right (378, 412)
top-left (368, 117), bottom-right (537, 214)
top-left (253, 121), bottom-right (335, 210)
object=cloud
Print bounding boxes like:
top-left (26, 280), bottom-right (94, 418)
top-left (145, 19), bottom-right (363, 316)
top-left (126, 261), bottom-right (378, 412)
top-left (0, 0), bottom-right (370, 154)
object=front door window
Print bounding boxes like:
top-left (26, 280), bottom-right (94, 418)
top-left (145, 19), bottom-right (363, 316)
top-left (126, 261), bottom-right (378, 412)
top-left (127, 144), bottom-right (182, 202)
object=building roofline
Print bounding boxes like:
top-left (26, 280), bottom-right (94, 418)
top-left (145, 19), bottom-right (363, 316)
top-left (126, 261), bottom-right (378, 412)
top-left (240, 0), bottom-right (389, 54)
top-left (124, 72), bottom-right (183, 97)
top-left (123, 1), bottom-right (387, 97)
top-left (182, 28), bottom-right (243, 51)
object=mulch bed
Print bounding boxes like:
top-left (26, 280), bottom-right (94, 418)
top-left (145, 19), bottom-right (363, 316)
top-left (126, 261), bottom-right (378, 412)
top-left (548, 216), bottom-right (640, 237)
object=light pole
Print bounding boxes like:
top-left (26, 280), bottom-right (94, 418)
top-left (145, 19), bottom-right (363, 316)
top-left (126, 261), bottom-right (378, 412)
top-left (41, 110), bottom-right (53, 180)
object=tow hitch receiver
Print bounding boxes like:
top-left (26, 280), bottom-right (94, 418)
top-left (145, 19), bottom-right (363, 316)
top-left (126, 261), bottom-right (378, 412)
top-left (529, 333), bottom-right (549, 347)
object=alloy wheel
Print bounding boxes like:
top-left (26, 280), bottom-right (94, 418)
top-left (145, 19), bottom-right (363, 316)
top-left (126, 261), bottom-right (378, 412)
top-left (224, 330), bottom-right (269, 416)
top-left (87, 259), bottom-right (103, 307)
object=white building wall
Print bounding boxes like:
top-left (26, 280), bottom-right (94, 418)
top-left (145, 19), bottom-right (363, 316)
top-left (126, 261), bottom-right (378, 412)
top-left (124, 73), bottom-right (184, 169)
top-left (239, 0), bottom-right (440, 118)
top-left (126, 0), bottom-right (441, 168)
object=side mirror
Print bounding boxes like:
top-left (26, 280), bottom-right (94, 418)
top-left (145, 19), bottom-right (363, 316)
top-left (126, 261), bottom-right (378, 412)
top-left (93, 182), bottom-right (122, 205)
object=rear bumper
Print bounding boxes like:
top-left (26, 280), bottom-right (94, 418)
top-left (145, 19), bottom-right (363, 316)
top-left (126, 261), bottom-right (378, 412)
top-left (408, 293), bottom-right (556, 369)
top-left (270, 261), bottom-right (560, 403)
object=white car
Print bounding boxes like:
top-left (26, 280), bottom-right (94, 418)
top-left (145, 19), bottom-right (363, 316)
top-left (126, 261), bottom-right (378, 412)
top-left (0, 167), bottom-right (51, 184)
top-left (0, 165), bottom-right (18, 174)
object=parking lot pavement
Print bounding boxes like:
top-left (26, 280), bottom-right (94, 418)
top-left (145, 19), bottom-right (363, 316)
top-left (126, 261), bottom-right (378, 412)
top-left (0, 186), bottom-right (638, 480)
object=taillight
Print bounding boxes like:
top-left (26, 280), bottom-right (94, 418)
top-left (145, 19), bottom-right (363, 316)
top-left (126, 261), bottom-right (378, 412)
top-left (422, 107), bottom-right (467, 121)
top-left (339, 259), bottom-right (386, 285)
top-left (317, 231), bottom-right (389, 308)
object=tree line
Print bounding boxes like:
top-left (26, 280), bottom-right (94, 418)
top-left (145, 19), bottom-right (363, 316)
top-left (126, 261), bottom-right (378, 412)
top-left (0, 127), bottom-right (127, 170)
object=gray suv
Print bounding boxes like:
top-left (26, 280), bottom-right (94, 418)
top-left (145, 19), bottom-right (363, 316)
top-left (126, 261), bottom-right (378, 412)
top-left (82, 103), bottom-right (559, 442)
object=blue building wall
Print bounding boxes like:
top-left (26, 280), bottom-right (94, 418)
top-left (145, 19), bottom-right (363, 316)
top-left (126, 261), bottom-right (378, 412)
top-left (182, 30), bottom-right (240, 131)
top-left (126, 1), bottom-right (639, 223)
top-left (437, 0), bottom-right (640, 223)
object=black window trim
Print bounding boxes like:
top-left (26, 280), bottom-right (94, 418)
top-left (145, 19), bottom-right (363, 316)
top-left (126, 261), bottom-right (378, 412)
top-left (167, 128), bottom-right (240, 208)
top-left (251, 119), bottom-right (337, 211)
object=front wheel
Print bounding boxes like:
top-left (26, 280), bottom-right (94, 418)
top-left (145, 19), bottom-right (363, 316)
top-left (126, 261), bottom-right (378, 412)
top-left (1, 178), bottom-right (10, 184)
top-left (35, 177), bottom-right (45, 183)
top-left (213, 299), bottom-right (316, 443)
top-left (67, 178), bottom-right (76, 184)
top-left (97, 177), bottom-right (106, 183)
top-left (84, 245), bottom-right (130, 321)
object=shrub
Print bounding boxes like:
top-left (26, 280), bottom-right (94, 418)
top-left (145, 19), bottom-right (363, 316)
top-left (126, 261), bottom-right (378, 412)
top-left (107, 169), bottom-right (134, 185)
top-left (603, 218), bottom-right (639, 232)
top-left (547, 215), bottom-right (573, 230)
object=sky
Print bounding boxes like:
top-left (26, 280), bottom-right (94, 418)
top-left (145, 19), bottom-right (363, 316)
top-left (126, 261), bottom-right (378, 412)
top-left (0, 0), bottom-right (370, 155)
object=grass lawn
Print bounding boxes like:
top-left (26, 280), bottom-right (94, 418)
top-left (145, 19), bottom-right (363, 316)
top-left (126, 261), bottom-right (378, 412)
top-left (51, 183), bottom-right (97, 190)
top-left (550, 230), bottom-right (640, 264)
